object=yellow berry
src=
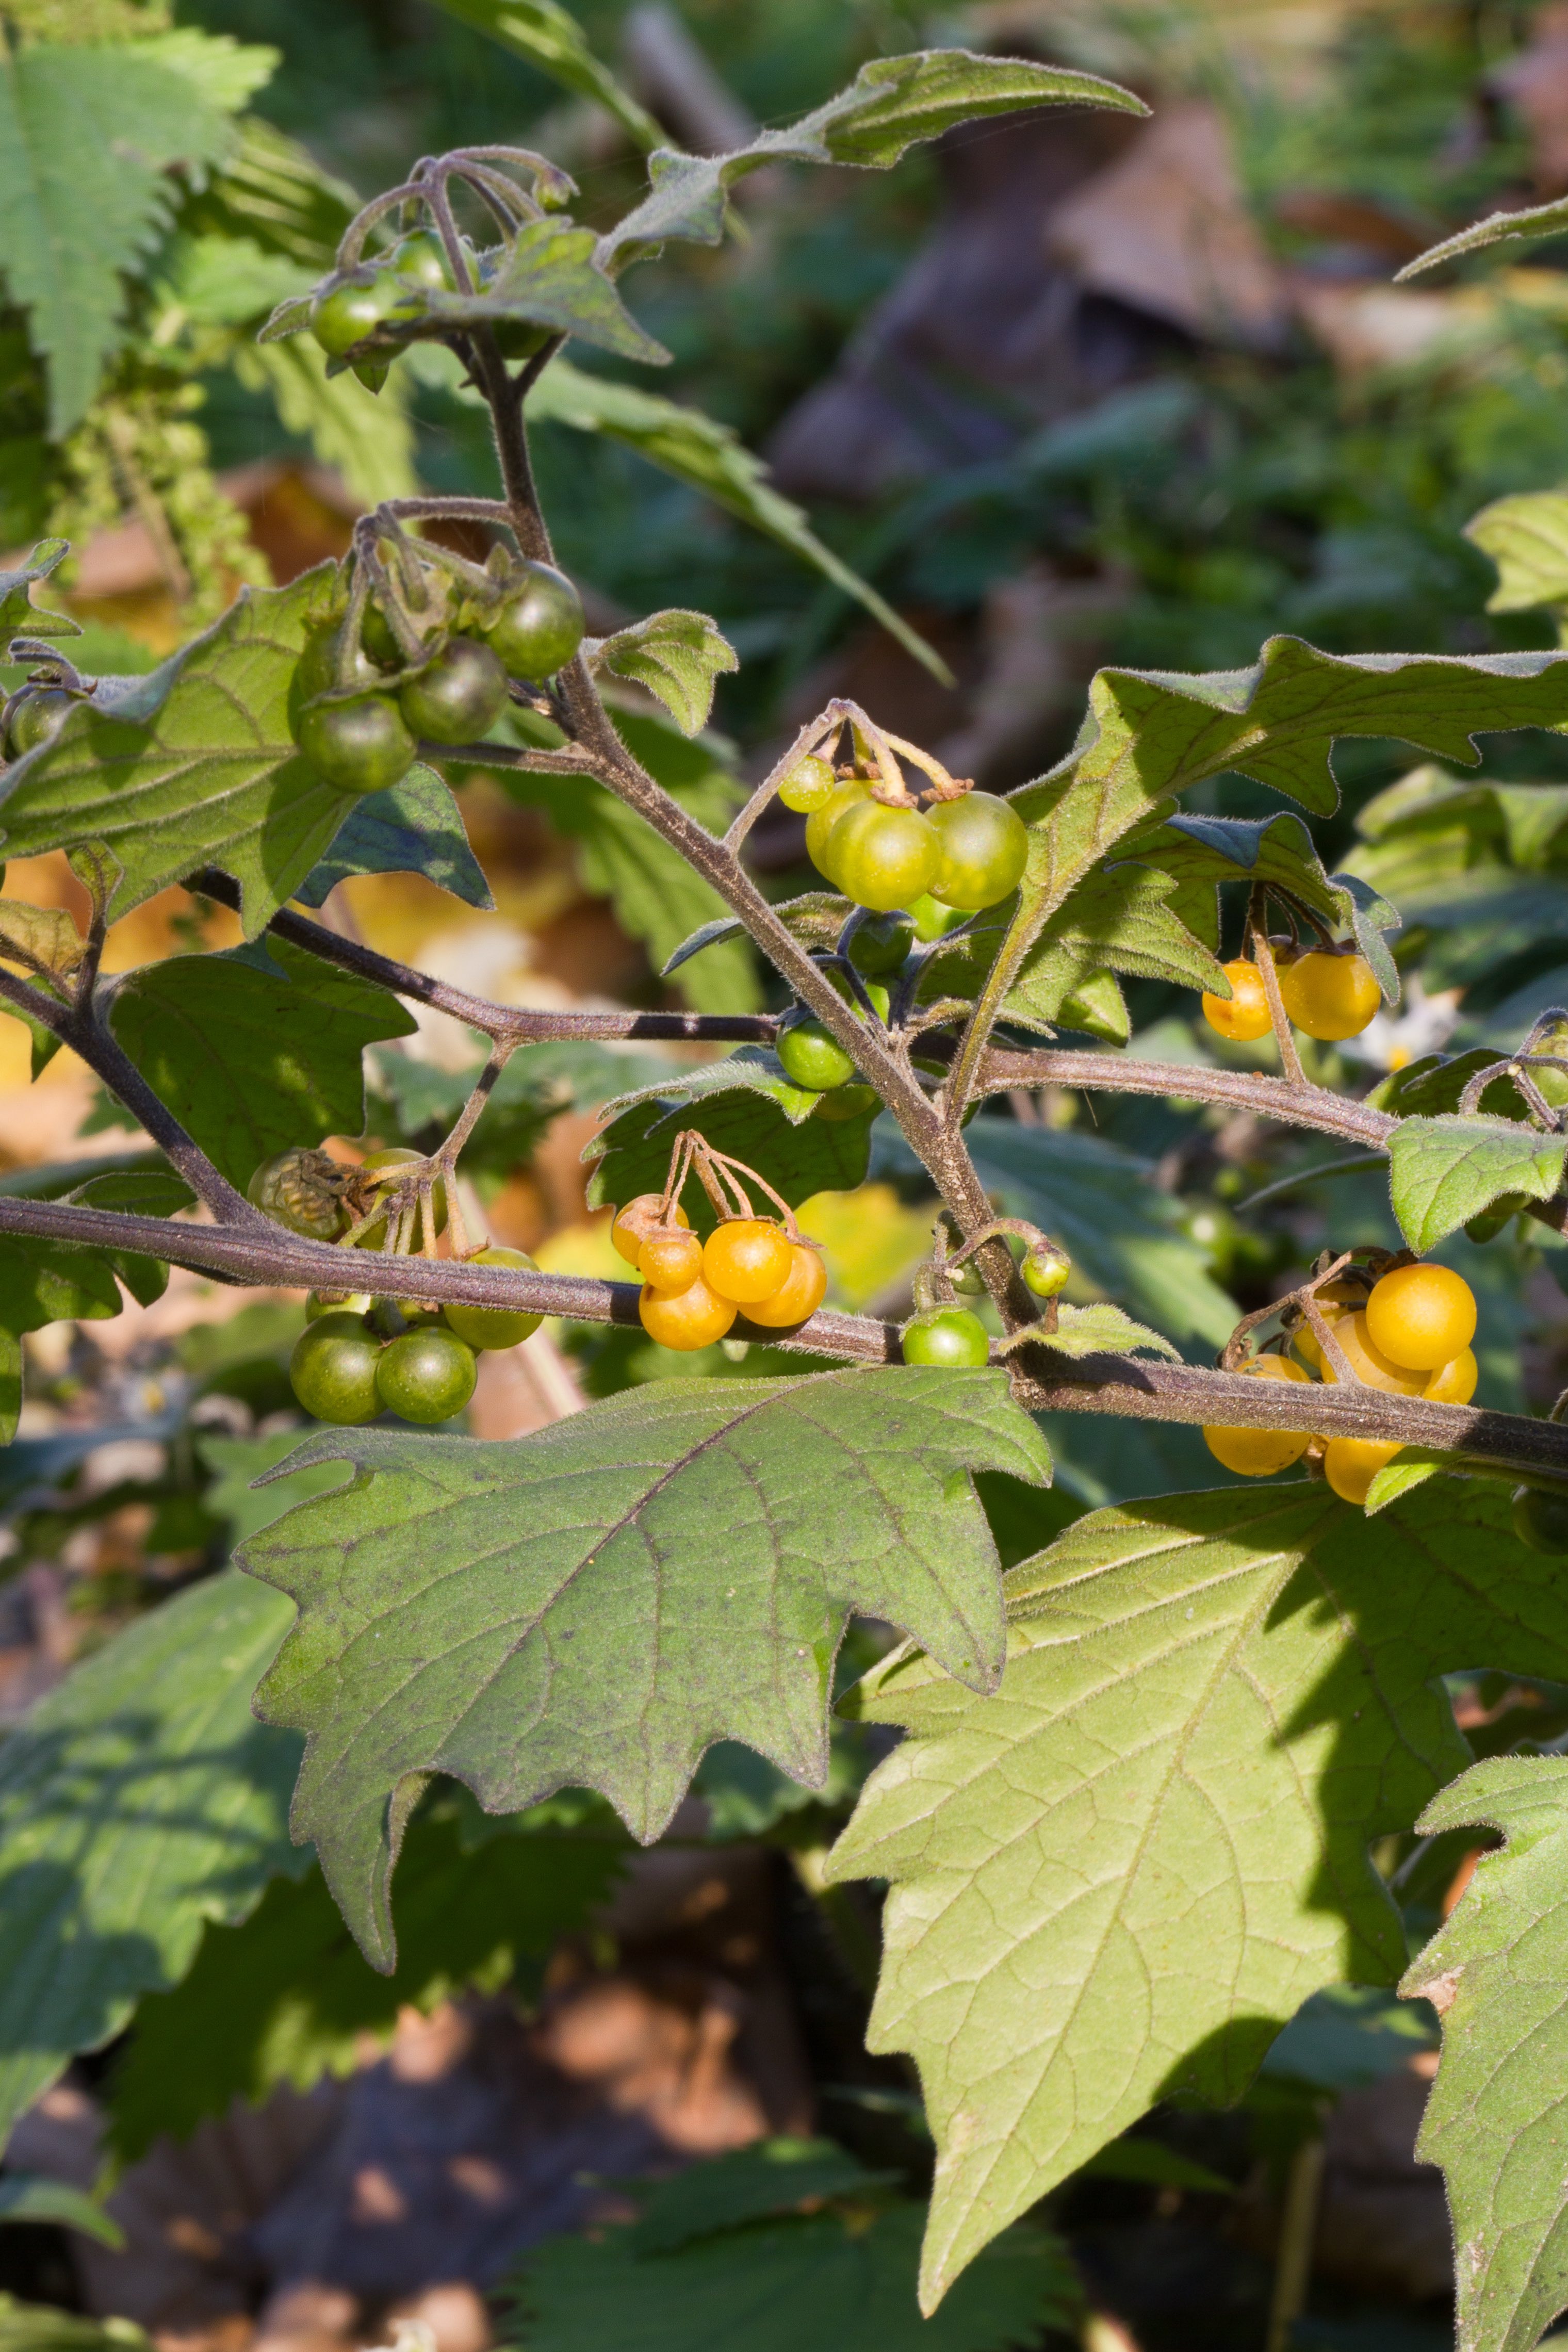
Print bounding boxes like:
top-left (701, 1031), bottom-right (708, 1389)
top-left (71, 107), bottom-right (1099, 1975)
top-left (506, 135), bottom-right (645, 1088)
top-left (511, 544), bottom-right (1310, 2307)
top-left (1318, 1311), bottom-right (1426, 1397)
top-left (704, 1219), bottom-right (794, 1305)
top-left (1201, 960), bottom-right (1272, 1043)
top-left (1203, 1354), bottom-right (1314, 1476)
top-left (612, 1195), bottom-right (688, 1269)
top-left (1322, 1436), bottom-right (1402, 1506)
top-left (638, 1276), bottom-right (736, 1349)
top-left (1278, 950), bottom-right (1381, 1041)
top-left (741, 1241), bottom-right (828, 1328)
top-left (1425, 1346), bottom-right (1478, 1406)
top-left (1364, 1263), bottom-right (1477, 1371)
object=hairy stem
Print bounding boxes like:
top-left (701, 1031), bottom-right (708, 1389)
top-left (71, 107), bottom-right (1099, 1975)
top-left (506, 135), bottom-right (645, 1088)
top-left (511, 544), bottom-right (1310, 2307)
top-left (943, 876), bottom-right (1050, 1131)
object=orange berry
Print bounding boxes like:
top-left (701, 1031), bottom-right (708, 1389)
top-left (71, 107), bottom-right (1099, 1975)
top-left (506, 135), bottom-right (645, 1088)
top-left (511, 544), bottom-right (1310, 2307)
top-left (1290, 1280), bottom-right (1367, 1373)
top-left (638, 1276), bottom-right (736, 1350)
top-left (612, 1195), bottom-right (688, 1269)
top-left (1364, 1263), bottom-right (1477, 1371)
top-left (703, 1218), bottom-right (794, 1305)
top-left (1322, 1436), bottom-right (1402, 1506)
top-left (1202, 960), bottom-right (1272, 1043)
top-left (742, 1242), bottom-right (828, 1329)
top-left (1203, 1354), bottom-right (1314, 1476)
top-left (639, 1229), bottom-right (704, 1295)
top-left (1278, 950), bottom-right (1381, 1042)
top-left (1425, 1346), bottom-right (1477, 1406)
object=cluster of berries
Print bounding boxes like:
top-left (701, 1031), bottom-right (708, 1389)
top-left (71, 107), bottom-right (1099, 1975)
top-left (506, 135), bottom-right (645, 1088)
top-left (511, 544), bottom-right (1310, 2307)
top-left (1203, 1261), bottom-right (1477, 1505)
top-left (309, 225), bottom-right (551, 382)
top-left (783, 753), bottom-right (1028, 919)
top-left (288, 548), bottom-right (583, 802)
top-left (1201, 948), bottom-right (1381, 1046)
top-left (613, 1195), bottom-right (827, 1347)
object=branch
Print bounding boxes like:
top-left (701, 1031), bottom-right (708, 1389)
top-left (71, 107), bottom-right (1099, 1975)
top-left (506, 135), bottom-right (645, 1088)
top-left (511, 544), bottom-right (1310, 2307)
top-left (8, 1191), bottom-right (1568, 1479)
top-left (187, 873), bottom-right (779, 1044)
top-left (979, 1047), bottom-right (1398, 1150)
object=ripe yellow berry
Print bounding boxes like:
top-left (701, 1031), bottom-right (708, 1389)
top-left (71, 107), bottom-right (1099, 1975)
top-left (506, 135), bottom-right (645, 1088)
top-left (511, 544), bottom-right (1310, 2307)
top-left (741, 1241), bottom-right (829, 1328)
top-left (639, 1229), bottom-right (704, 1295)
top-left (1278, 950), bottom-right (1380, 1041)
top-left (1203, 1354), bottom-right (1314, 1476)
top-left (612, 1195), bottom-right (688, 1269)
top-left (1364, 1263), bottom-right (1477, 1372)
top-left (1202, 960), bottom-right (1272, 1043)
top-left (639, 1276), bottom-right (736, 1349)
top-left (1322, 1436), bottom-right (1402, 1506)
top-left (704, 1219), bottom-right (794, 1305)
top-left (1425, 1346), bottom-right (1477, 1406)
top-left (1317, 1311), bottom-right (1426, 1397)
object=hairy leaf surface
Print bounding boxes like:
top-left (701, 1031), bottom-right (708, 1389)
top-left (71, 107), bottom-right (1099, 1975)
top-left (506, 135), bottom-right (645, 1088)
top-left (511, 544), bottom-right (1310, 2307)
top-left (1399, 195), bottom-right (1568, 279)
top-left (0, 570), bottom-right (353, 934)
top-left (0, 1570), bottom-right (308, 2143)
top-left (828, 1480), bottom-right (1568, 2309)
top-left (588, 610), bottom-right (739, 736)
top-left (240, 1367), bottom-right (1051, 1966)
top-left (1402, 1756), bottom-right (1568, 2352)
top-left (293, 764), bottom-right (492, 909)
top-left (1387, 1114), bottom-right (1568, 1250)
top-left (1466, 491), bottom-right (1568, 621)
top-left (0, 541), bottom-right (79, 641)
top-left (109, 936), bottom-right (416, 1189)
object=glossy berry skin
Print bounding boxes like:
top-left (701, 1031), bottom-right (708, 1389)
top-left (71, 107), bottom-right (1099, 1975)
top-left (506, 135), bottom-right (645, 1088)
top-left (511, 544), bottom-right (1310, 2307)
top-left (814, 1083), bottom-right (879, 1123)
top-left (1202, 1354), bottom-right (1313, 1476)
top-left (907, 892), bottom-right (966, 942)
top-left (828, 802), bottom-right (941, 913)
top-left (777, 1015), bottom-right (857, 1092)
top-left (1278, 950), bottom-right (1381, 1041)
top-left (351, 1147), bottom-right (448, 1248)
top-left (1201, 960), bottom-right (1273, 1044)
top-left (1318, 1311), bottom-right (1426, 1397)
top-left (704, 1219), bottom-right (793, 1305)
top-left (927, 792), bottom-right (1029, 910)
top-left (847, 911), bottom-right (915, 977)
top-left (778, 754), bottom-right (837, 814)
top-left (375, 1326), bottom-right (477, 1422)
top-left (289, 622), bottom-right (381, 730)
top-left (483, 561), bottom-right (584, 680)
top-left (4, 685), bottom-right (77, 758)
top-left (297, 694), bottom-right (416, 795)
top-left (611, 1195), bottom-right (688, 1268)
top-left (290, 1312), bottom-right (383, 1425)
top-left (639, 1275), bottom-right (736, 1349)
top-left (902, 1308), bottom-right (990, 1367)
top-left (742, 1242), bottom-right (828, 1329)
top-left (1425, 1346), bottom-right (1478, 1406)
top-left (387, 228), bottom-right (464, 290)
top-left (398, 635), bottom-right (509, 746)
top-left (638, 1229), bottom-right (704, 1295)
top-left (1513, 1483), bottom-right (1568, 1554)
top-left (309, 272), bottom-right (412, 358)
top-left (1322, 1436), bottom-right (1402, 1507)
top-left (804, 779), bottom-right (871, 874)
top-left (1364, 1263), bottom-right (1477, 1371)
top-left (1022, 1245), bottom-right (1070, 1299)
top-left (442, 1246), bottom-right (543, 1349)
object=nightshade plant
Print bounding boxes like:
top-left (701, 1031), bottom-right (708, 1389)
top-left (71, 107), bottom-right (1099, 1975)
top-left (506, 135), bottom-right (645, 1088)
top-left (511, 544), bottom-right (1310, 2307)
top-left (17, 40), bottom-right (1568, 2352)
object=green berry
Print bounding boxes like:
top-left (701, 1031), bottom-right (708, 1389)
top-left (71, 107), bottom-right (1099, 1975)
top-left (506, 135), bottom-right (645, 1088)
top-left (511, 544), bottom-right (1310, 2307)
top-left (442, 1246), bottom-right (544, 1350)
top-left (1022, 1245), bottom-right (1070, 1298)
top-left (375, 1326), bottom-right (478, 1423)
top-left (778, 1016), bottom-right (857, 1092)
top-left (289, 1313), bottom-right (383, 1425)
top-left (901, 1308), bottom-right (990, 1368)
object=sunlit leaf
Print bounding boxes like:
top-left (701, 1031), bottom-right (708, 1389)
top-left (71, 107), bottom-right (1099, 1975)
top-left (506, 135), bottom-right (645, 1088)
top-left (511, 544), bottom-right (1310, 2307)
top-left (1387, 1114), bottom-right (1568, 1250)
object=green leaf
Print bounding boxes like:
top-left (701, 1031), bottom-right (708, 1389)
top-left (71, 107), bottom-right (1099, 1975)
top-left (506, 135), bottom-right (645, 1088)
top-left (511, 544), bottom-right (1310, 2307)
top-left (524, 356), bottom-right (953, 685)
top-left (0, 568), bottom-right (361, 935)
top-left (1398, 193), bottom-right (1568, 281)
top-left (0, 1569), bottom-right (311, 2145)
top-left (509, 2175), bottom-right (1079, 2352)
top-left (1466, 490), bottom-right (1568, 621)
top-left (0, 540), bottom-right (79, 640)
top-left (196, 114), bottom-right (357, 271)
top-left (105, 1799), bottom-right (624, 2163)
top-left (108, 935), bottom-right (415, 1191)
top-left (586, 1050), bottom-right (876, 1224)
top-left (628, 2139), bottom-right (900, 2256)
top-left (827, 1479), bottom-right (1568, 2310)
top-left (239, 1365), bottom-right (1050, 1966)
top-left (404, 219), bottom-right (668, 367)
top-left (1005, 865), bottom-right (1227, 1031)
top-left (589, 610), bottom-right (739, 737)
top-left (1401, 1755), bottom-right (1568, 2352)
top-left (0, 1235), bottom-right (123, 1444)
top-left (957, 1118), bottom-right (1238, 1350)
top-left (0, 2301), bottom-right (148, 2352)
top-left (1387, 1114), bottom-right (1568, 1251)
top-left (0, 897), bottom-right (82, 975)
top-left (60, 1169), bottom-right (195, 1308)
top-left (233, 335), bottom-right (417, 508)
top-left (424, 0), bottom-right (664, 153)
top-left (0, 44), bottom-right (239, 434)
top-left (1039, 1302), bottom-right (1181, 1361)
top-left (293, 765), bottom-right (493, 911)
top-left (598, 51), bottom-right (1145, 270)
top-left (1363, 1456), bottom-right (1443, 1514)
top-left (0, 2179), bottom-right (122, 2248)
top-left (662, 892), bottom-right (845, 978)
top-left (199, 1429), bottom-right (357, 1550)
top-left (136, 26), bottom-right (280, 115)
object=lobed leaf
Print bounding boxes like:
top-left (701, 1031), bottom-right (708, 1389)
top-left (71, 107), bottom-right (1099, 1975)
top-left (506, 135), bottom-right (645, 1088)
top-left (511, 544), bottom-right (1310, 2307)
top-left (400, 219), bottom-right (668, 367)
top-left (1466, 490), bottom-right (1568, 618)
top-left (0, 899), bottom-right (82, 977)
top-left (1402, 1756), bottom-right (1568, 2352)
top-left (588, 610), bottom-right (739, 737)
top-left (238, 1366), bottom-right (1051, 1967)
top-left (1387, 1113), bottom-right (1568, 1251)
top-left (0, 1569), bottom-right (309, 2145)
top-left (108, 936), bottom-right (416, 1191)
top-left (828, 1480), bottom-right (1568, 2310)
top-left (0, 540), bottom-right (79, 640)
top-left (598, 51), bottom-right (1145, 271)
top-left (293, 763), bottom-right (493, 910)
top-left (1034, 1302), bottom-right (1180, 1361)
top-left (0, 568), bottom-right (359, 936)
